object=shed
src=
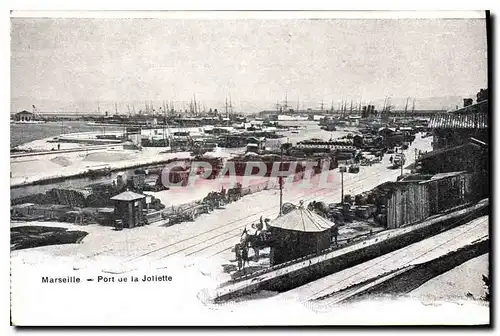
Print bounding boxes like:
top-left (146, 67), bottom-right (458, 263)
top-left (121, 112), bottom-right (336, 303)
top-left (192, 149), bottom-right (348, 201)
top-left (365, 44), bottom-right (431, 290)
top-left (268, 203), bottom-right (335, 266)
top-left (110, 191), bottom-right (146, 228)
top-left (386, 171), bottom-right (478, 229)
top-left (15, 110), bottom-right (34, 122)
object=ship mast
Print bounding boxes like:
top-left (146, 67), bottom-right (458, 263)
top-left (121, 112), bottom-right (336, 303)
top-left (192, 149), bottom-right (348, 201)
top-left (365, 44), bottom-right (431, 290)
top-left (225, 97), bottom-right (228, 118)
top-left (163, 104), bottom-right (167, 146)
top-left (193, 93), bottom-right (197, 116)
top-left (229, 95), bottom-right (233, 115)
top-left (228, 95), bottom-right (233, 127)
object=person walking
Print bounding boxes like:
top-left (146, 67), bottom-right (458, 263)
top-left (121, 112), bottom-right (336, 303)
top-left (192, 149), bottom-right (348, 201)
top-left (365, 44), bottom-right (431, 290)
top-left (332, 225), bottom-right (339, 247)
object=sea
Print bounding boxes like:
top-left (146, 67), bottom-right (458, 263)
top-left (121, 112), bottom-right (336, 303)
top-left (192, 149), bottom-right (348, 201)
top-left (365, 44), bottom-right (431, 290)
top-left (10, 121), bottom-right (121, 148)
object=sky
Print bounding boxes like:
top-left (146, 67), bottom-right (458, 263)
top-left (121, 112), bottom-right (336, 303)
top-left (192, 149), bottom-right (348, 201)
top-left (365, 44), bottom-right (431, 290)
top-left (11, 17), bottom-right (488, 113)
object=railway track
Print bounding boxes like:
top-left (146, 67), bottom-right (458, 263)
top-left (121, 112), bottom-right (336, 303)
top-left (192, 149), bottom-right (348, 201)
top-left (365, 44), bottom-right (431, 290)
top-left (128, 167), bottom-right (400, 263)
top-left (124, 137), bottom-right (432, 264)
top-left (304, 216), bottom-right (489, 305)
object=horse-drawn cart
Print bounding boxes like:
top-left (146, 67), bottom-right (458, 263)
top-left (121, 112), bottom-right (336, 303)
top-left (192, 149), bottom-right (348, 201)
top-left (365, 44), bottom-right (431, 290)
top-left (163, 203), bottom-right (210, 225)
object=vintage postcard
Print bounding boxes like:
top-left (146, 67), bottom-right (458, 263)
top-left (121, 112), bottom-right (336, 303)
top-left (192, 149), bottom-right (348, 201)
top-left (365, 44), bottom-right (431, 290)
top-left (9, 10), bottom-right (490, 326)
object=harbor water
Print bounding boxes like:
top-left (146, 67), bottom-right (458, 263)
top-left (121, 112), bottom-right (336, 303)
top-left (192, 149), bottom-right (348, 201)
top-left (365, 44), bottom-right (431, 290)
top-left (10, 121), bottom-right (122, 148)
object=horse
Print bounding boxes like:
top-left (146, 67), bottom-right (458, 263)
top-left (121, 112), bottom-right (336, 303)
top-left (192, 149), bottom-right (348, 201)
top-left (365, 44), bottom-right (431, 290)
top-left (240, 219), bottom-right (271, 262)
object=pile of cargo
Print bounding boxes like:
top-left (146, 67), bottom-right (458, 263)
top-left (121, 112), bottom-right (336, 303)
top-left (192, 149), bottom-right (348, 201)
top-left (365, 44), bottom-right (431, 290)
top-left (45, 188), bottom-right (91, 208)
top-left (11, 193), bottom-right (52, 206)
top-left (162, 183), bottom-right (245, 226)
top-left (11, 178), bottom-right (166, 224)
top-left (11, 225), bottom-right (88, 250)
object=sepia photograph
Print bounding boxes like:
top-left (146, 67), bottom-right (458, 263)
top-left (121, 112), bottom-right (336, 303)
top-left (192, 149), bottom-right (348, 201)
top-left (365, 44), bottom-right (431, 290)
top-left (9, 10), bottom-right (490, 326)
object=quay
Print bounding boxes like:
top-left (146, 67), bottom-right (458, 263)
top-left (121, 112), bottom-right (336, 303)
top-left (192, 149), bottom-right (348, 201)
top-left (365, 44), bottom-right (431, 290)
top-left (10, 147), bottom-right (192, 188)
top-left (212, 199), bottom-right (488, 302)
top-left (283, 215), bottom-right (488, 305)
top-left (11, 143), bottom-right (124, 158)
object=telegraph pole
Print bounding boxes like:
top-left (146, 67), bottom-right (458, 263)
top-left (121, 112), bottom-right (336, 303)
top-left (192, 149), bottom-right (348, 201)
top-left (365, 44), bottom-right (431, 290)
top-left (341, 170), bottom-right (344, 204)
top-left (339, 165), bottom-right (347, 205)
top-left (279, 146), bottom-right (284, 216)
top-left (400, 153), bottom-right (406, 177)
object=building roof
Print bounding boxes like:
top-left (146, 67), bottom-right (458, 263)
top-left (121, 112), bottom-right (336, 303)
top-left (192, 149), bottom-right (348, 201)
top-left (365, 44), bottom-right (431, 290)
top-left (405, 139), bottom-right (488, 170)
top-left (110, 191), bottom-right (145, 202)
top-left (16, 110), bottom-right (34, 115)
top-left (450, 100), bottom-right (488, 115)
top-left (419, 140), bottom-right (487, 161)
top-left (427, 171), bottom-right (467, 182)
top-left (428, 112), bottom-right (488, 129)
top-left (378, 127), bottom-right (397, 132)
top-left (269, 203), bottom-right (335, 233)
